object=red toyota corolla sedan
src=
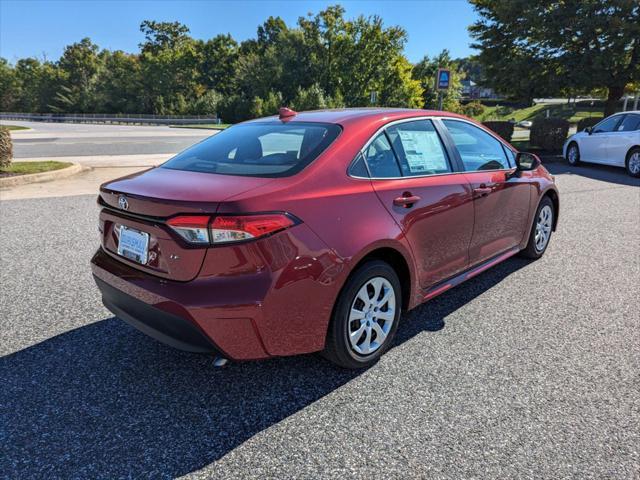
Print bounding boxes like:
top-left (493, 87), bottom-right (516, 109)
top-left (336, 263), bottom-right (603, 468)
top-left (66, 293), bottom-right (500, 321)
top-left (92, 108), bottom-right (559, 368)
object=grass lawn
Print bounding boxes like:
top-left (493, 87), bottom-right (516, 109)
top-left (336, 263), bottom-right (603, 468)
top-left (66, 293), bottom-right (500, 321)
top-left (170, 124), bottom-right (231, 130)
top-left (0, 124), bottom-right (30, 131)
top-left (0, 161), bottom-right (73, 176)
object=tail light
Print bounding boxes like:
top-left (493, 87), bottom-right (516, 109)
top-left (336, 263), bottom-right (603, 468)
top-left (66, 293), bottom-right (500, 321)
top-left (167, 213), bottom-right (297, 245)
top-left (210, 214), bottom-right (295, 244)
top-left (166, 216), bottom-right (210, 244)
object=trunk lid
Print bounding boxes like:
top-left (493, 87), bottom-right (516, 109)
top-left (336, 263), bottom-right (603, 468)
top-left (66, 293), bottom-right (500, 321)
top-left (98, 167), bottom-right (274, 281)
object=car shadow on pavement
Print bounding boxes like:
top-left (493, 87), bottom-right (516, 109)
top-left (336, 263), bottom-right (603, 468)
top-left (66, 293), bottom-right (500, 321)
top-left (2, 257), bottom-right (530, 478)
top-left (544, 161), bottom-right (640, 187)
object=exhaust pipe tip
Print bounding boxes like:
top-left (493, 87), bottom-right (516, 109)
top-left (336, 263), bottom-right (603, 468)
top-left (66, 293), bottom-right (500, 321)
top-left (213, 356), bottom-right (228, 367)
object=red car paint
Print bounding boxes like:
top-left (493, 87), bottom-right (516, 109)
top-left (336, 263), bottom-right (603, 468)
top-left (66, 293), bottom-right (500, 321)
top-left (91, 108), bottom-right (559, 361)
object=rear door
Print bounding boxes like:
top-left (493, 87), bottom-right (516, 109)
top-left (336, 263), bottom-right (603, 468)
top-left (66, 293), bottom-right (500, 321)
top-left (441, 119), bottom-right (531, 266)
top-left (362, 119), bottom-right (474, 289)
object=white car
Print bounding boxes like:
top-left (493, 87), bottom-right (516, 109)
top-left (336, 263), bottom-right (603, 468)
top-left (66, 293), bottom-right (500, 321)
top-left (563, 111), bottom-right (640, 177)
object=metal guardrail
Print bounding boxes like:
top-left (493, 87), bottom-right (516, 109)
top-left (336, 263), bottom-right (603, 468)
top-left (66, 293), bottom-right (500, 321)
top-left (0, 112), bottom-right (220, 126)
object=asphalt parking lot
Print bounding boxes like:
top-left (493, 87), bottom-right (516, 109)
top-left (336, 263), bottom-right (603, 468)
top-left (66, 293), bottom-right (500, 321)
top-left (1, 162), bottom-right (639, 479)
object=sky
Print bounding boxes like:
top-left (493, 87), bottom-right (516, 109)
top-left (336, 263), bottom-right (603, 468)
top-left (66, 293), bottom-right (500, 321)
top-left (0, 0), bottom-right (478, 64)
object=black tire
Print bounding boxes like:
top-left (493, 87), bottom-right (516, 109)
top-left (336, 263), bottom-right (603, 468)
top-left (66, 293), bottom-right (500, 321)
top-left (323, 260), bottom-right (402, 369)
top-left (520, 196), bottom-right (554, 259)
top-left (625, 147), bottom-right (640, 178)
top-left (566, 142), bottom-right (580, 166)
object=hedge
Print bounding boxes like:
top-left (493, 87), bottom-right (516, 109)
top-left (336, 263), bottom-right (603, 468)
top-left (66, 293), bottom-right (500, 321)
top-left (529, 118), bottom-right (570, 152)
top-left (0, 127), bottom-right (12, 169)
top-left (482, 121), bottom-right (515, 142)
top-left (576, 116), bottom-right (603, 132)
top-left (461, 101), bottom-right (485, 117)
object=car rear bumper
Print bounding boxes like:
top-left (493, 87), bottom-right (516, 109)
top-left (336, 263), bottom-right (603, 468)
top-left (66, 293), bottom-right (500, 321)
top-left (95, 275), bottom-right (220, 354)
top-left (91, 247), bottom-right (271, 360)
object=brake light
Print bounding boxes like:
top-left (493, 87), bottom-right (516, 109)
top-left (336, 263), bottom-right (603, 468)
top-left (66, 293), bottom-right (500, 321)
top-left (166, 213), bottom-right (297, 245)
top-left (166, 215), bottom-right (210, 244)
top-left (210, 214), bottom-right (296, 244)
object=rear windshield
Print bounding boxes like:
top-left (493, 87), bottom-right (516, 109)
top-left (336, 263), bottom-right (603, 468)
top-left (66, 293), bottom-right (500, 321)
top-left (162, 122), bottom-right (341, 177)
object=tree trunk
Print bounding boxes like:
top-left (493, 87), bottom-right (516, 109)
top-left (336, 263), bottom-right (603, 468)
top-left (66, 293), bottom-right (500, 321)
top-left (604, 85), bottom-right (625, 117)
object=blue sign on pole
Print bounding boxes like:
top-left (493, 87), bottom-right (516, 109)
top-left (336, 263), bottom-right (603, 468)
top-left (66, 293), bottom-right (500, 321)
top-left (437, 68), bottom-right (450, 90)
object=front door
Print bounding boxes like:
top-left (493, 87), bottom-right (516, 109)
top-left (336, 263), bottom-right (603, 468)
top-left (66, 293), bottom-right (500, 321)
top-left (606, 114), bottom-right (640, 166)
top-left (441, 119), bottom-right (531, 265)
top-left (362, 120), bottom-right (475, 289)
top-left (581, 115), bottom-right (624, 163)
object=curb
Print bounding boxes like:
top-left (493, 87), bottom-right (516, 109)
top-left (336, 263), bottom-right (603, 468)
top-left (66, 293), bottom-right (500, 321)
top-left (0, 163), bottom-right (87, 188)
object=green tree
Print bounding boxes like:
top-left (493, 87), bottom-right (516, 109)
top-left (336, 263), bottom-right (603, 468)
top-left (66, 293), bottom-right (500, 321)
top-left (0, 59), bottom-right (18, 111)
top-left (139, 20), bottom-right (191, 54)
top-left (470, 0), bottom-right (640, 115)
top-left (197, 34), bottom-right (239, 95)
top-left (138, 21), bottom-right (200, 114)
top-left (53, 38), bottom-right (102, 112)
top-left (95, 50), bottom-right (143, 113)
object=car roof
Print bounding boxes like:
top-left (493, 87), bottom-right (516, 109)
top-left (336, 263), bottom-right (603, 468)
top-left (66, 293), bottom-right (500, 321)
top-left (246, 108), bottom-right (468, 127)
top-left (610, 110), bottom-right (640, 116)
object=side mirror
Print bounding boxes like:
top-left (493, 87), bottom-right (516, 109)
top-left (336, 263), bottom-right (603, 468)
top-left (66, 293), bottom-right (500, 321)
top-left (515, 152), bottom-right (541, 171)
top-left (584, 126), bottom-right (593, 135)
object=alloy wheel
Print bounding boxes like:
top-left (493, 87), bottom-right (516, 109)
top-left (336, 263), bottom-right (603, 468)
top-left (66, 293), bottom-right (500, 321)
top-left (348, 277), bottom-right (396, 356)
top-left (628, 152), bottom-right (640, 175)
top-left (535, 205), bottom-right (553, 252)
top-left (568, 144), bottom-right (579, 164)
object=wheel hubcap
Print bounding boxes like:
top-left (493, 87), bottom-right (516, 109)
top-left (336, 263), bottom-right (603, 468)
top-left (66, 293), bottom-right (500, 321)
top-left (568, 146), bottom-right (578, 164)
top-left (629, 153), bottom-right (640, 174)
top-left (348, 277), bottom-right (396, 356)
top-left (534, 205), bottom-right (553, 253)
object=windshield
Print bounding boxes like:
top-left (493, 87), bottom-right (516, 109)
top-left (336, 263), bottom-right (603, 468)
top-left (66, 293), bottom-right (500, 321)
top-left (162, 122), bottom-right (341, 177)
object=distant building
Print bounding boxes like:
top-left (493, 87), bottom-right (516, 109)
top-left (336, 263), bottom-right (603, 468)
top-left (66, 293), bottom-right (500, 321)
top-left (461, 80), bottom-right (499, 99)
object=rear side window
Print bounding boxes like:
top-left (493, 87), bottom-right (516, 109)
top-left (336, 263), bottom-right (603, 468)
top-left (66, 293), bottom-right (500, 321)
top-left (386, 120), bottom-right (451, 176)
top-left (364, 133), bottom-right (402, 178)
top-left (442, 119), bottom-right (510, 171)
top-left (162, 122), bottom-right (341, 177)
top-left (617, 114), bottom-right (640, 132)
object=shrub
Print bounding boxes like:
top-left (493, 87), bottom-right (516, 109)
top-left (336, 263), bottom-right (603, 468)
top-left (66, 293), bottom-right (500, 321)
top-left (576, 116), bottom-right (603, 132)
top-left (291, 84), bottom-right (328, 111)
top-left (0, 127), bottom-right (12, 169)
top-left (461, 101), bottom-right (485, 118)
top-left (188, 90), bottom-right (222, 115)
top-left (482, 121), bottom-right (515, 142)
top-left (529, 118), bottom-right (570, 152)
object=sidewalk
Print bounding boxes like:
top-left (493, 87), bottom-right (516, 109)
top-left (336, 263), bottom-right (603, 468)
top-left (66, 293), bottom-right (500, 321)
top-left (0, 166), bottom-right (147, 200)
top-left (0, 153), bottom-right (172, 200)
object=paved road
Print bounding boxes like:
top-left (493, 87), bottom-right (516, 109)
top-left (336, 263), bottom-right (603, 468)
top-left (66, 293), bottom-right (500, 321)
top-left (1, 162), bottom-right (639, 478)
top-left (3, 121), bottom-right (213, 158)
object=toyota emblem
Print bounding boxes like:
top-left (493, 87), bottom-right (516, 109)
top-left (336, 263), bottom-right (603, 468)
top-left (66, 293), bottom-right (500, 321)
top-left (118, 195), bottom-right (129, 210)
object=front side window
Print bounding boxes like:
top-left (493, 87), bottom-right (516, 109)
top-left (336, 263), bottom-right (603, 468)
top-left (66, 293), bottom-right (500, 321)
top-left (442, 119), bottom-right (510, 171)
top-left (385, 120), bottom-right (452, 176)
top-left (593, 115), bottom-right (621, 133)
top-left (364, 133), bottom-right (402, 178)
top-left (162, 122), bottom-right (341, 177)
top-left (617, 114), bottom-right (640, 132)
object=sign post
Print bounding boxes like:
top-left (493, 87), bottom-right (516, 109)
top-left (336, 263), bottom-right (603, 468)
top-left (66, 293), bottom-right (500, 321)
top-left (435, 68), bottom-right (451, 111)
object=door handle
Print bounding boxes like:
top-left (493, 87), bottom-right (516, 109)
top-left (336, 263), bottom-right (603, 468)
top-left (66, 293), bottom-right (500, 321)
top-left (472, 186), bottom-right (493, 198)
top-left (393, 193), bottom-right (421, 208)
